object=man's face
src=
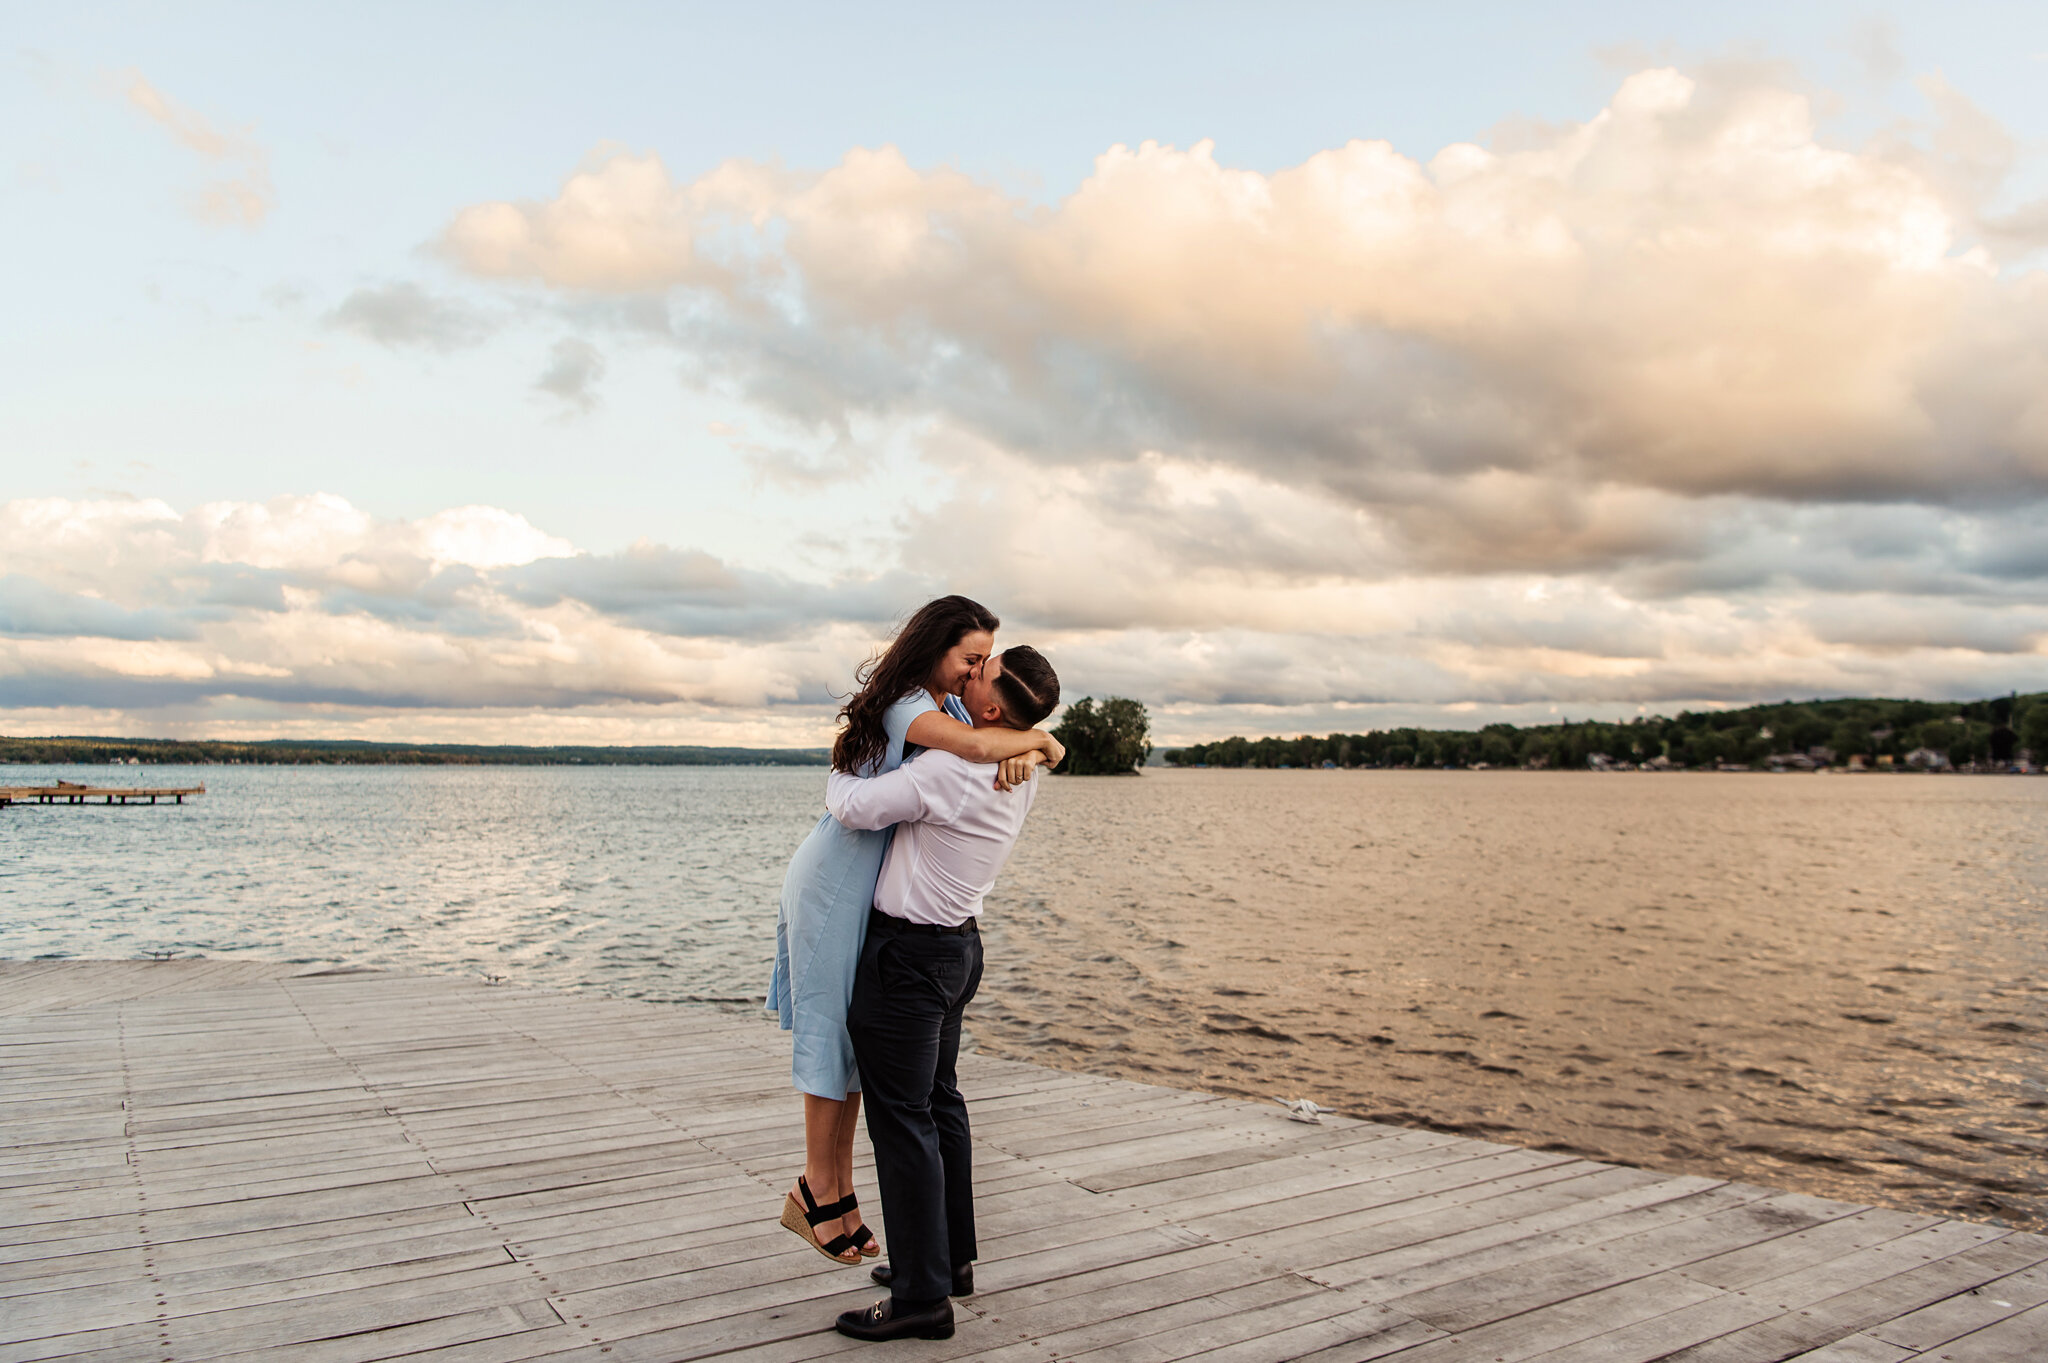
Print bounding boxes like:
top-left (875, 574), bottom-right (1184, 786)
top-left (962, 652), bottom-right (1007, 729)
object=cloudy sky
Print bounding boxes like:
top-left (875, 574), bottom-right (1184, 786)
top-left (6, 3), bottom-right (2048, 748)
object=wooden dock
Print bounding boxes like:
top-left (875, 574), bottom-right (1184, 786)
top-left (0, 782), bottom-right (205, 808)
top-left (3, 962), bottom-right (2044, 1363)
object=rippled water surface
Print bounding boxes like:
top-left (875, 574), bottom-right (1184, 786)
top-left (5, 764), bottom-right (2045, 1229)
top-left (0, 765), bottom-right (812, 1001)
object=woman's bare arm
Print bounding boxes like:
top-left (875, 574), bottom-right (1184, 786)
top-left (905, 711), bottom-right (1063, 767)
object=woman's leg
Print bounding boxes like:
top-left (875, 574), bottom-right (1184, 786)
top-left (795, 1093), bottom-right (845, 1207)
top-left (837, 1090), bottom-right (877, 1248)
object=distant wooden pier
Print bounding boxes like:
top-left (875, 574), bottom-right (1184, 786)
top-left (0, 780), bottom-right (204, 808)
top-left (3, 962), bottom-right (2045, 1361)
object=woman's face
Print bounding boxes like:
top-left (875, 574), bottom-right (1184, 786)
top-left (929, 630), bottom-right (994, 697)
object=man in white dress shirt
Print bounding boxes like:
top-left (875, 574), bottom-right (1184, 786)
top-left (823, 645), bottom-right (1061, 1342)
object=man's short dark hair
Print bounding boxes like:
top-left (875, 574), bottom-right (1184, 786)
top-left (993, 646), bottom-right (1059, 729)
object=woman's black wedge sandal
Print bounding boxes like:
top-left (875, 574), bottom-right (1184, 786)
top-left (780, 1176), bottom-right (862, 1264)
top-left (837, 1193), bottom-right (879, 1258)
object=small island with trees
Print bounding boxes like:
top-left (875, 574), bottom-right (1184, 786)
top-left (1163, 693), bottom-right (2047, 773)
top-left (1051, 696), bottom-right (1153, 775)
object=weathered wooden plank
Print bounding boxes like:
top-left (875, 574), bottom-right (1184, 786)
top-left (1207, 1303), bottom-right (1446, 1363)
top-left (1028, 1126), bottom-right (1278, 1179)
top-left (2, 1173), bottom-right (470, 1254)
top-left (180, 1299), bottom-right (570, 1363)
top-left (989, 1271), bottom-right (1325, 1362)
top-left (0, 961), bottom-right (294, 1020)
top-left (1179, 1147), bottom-right (1589, 1243)
top-left (1674, 1205), bottom-right (1945, 1292)
top-left (0, 1220), bottom-right (508, 1302)
top-left (1864, 1262), bottom-right (2048, 1351)
top-left (1379, 1188), bottom-right (1840, 1333)
top-left (1070, 1278), bottom-right (1401, 1362)
top-left (1363, 1271), bottom-right (1730, 1363)
top-left (972, 1093), bottom-right (1234, 1150)
top-left (0, 1203), bottom-right (470, 1282)
top-left (1094, 1128), bottom-right (1479, 1211)
top-left (1064, 1122), bottom-right (1418, 1195)
top-left (1232, 1164), bottom-right (1665, 1280)
top-left (1657, 1234), bottom-right (2048, 1362)
top-left (1308, 1173), bottom-right (1738, 1292)
top-left (1783, 1335), bottom-right (1915, 1361)
top-left (2, 1245), bottom-right (523, 1339)
top-left (15, 1268), bottom-right (549, 1360)
top-left (1514, 1288), bottom-right (1801, 1363)
top-left (7, 963), bottom-right (2047, 1363)
top-left (493, 1184), bottom-right (779, 1252)
top-left (1915, 1298), bottom-right (2048, 1361)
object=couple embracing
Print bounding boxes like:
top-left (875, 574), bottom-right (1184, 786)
top-left (765, 595), bottom-right (1064, 1341)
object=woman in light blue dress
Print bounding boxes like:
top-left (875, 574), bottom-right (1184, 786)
top-left (768, 595), bottom-right (1065, 1264)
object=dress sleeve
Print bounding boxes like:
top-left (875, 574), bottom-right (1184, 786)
top-left (876, 690), bottom-right (941, 774)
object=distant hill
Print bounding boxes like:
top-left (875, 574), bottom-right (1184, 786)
top-left (0, 736), bottom-right (830, 767)
top-left (1163, 693), bottom-right (2048, 772)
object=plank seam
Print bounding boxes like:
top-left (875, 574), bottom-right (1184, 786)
top-left (117, 1000), bottom-right (177, 1363)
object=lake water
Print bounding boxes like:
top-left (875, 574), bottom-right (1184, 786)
top-left (5, 764), bottom-right (2044, 1230)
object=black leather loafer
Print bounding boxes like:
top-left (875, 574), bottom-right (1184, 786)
top-left (869, 1261), bottom-right (973, 1296)
top-left (835, 1295), bottom-right (955, 1341)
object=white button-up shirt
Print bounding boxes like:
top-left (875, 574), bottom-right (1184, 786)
top-left (825, 751), bottom-right (1039, 928)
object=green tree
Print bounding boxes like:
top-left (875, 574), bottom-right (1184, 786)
top-left (1688, 729), bottom-right (1731, 767)
top-left (1051, 696), bottom-right (1153, 775)
top-left (2021, 699), bottom-right (2048, 762)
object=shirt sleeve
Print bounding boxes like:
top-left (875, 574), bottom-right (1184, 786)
top-left (826, 761), bottom-right (940, 831)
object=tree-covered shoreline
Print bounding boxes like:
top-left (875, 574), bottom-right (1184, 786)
top-left (1163, 694), bottom-right (2048, 772)
top-left (0, 736), bottom-right (830, 767)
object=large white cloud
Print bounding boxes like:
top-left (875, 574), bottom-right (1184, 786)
top-left (443, 64), bottom-right (2048, 531)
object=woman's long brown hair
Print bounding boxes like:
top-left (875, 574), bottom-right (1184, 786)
top-left (831, 595), bottom-right (999, 775)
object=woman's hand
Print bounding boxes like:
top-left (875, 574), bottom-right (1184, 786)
top-left (1039, 733), bottom-right (1066, 769)
top-left (995, 750), bottom-right (1045, 791)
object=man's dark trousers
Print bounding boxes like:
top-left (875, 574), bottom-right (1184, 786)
top-left (847, 910), bottom-right (982, 1306)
